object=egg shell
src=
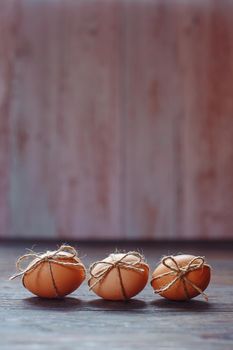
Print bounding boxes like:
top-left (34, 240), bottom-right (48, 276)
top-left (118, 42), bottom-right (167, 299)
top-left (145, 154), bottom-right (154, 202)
top-left (151, 254), bottom-right (211, 301)
top-left (23, 252), bottom-right (86, 298)
top-left (88, 253), bottom-right (149, 301)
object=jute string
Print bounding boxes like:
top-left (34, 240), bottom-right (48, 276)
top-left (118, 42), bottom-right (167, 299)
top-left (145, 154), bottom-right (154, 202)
top-left (88, 252), bottom-right (147, 300)
top-left (9, 244), bottom-right (84, 297)
top-left (150, 256), bottom-right (210, 301)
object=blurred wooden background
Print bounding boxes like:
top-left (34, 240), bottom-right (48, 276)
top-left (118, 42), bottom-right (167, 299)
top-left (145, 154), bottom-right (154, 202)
top-left (0, 0), bottom-right (233, 240)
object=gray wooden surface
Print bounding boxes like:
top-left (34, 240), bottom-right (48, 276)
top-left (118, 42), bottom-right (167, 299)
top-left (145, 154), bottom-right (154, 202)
top-left (0, 241), bottom-right (232, 350)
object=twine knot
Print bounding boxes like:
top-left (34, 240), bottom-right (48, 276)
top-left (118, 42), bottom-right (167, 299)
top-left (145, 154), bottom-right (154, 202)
top-left (9, 244), bottom-right (84, 281)
top-left (88, 251), bottom-right (147, 300)
top-left (151, 255), bottom-right (210, 301)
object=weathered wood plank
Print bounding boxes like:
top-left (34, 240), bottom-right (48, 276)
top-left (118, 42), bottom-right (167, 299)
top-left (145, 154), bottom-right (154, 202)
top-left (124, 1), bottom-right (181, 239)
top-left (176, 1), bottom-right (233, 239)
top-left (8, 0), bottom-right (122, 239)
top-left (9, 0), bottom-right (59, 238)
top-left (0, 0), bottom-right (233, 240)
top-left (54, 0), bottom-right (123, 239)
top-left (0, 0), bottom-right (18, 238)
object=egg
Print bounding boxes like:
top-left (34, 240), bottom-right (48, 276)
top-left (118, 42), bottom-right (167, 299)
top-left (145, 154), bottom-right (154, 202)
top-left (10, 245), bottom-right (86, 298)
top-left (151, 254), bottom-right (211, 301)
top-left (88, 252), bottom-right (149, 301)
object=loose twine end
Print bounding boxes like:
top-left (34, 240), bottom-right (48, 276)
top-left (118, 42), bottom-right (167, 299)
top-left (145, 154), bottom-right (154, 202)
top-left (151, 255), bottom-right (210, 302)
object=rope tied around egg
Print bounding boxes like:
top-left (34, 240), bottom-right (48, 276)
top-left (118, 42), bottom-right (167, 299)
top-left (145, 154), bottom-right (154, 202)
top-left (88, 252), bottom-right (147, 300)
top-left (9, 244), bottom-right (85, 297)
top-left (151, 256), bottom-right (210, 301)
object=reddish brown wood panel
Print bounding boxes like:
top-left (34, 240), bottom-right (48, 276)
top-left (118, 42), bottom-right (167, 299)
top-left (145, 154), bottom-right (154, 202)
top-left (124, 0), bottom-right (233, 239)
top-left (176, 1), bottom-right (233, 239)
top-left (124, 1), bottom-right (182, 239)
top-left (0, 0), bottom-right (233, 240)
top-left (0, 0), bottom-right (18, 238)
top-left (8, 0), bottom-right (123, 239)
top-left (54, 0), bottom-right (123, 239)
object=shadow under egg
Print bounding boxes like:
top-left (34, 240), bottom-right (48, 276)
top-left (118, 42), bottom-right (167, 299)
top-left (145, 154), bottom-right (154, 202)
top-left (150, 297), bottom-right (213, 312)
top-left (22, 296), bottom-right (85, 311)
top-left (87, 298), bottom-right (147, 311)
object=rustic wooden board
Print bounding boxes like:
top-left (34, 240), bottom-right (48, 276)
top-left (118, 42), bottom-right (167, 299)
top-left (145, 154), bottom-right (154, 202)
top-left (176, 1), bottom-right (233, 239)
top-left (9, 0), bottom-right (59, 238)
top-left (124, 1), bottom-right (182, 239)
top-left (8, 0), bottom-right (122, 239)
top-left (0, 0), bottom-right (233, 240)
top-left (0, 241), bottom-right (233, 349)
top-left (0, 0), bottom-right (18, 238)
top-left (54, 0), bottom-right (123, 239)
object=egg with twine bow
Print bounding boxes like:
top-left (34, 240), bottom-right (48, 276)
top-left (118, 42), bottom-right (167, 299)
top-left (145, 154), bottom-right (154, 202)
top-left (151, 254), bottom-right (211, 301)
top-left (10, 245), bottom-right (86, 298)
top-left (88, 251), bottom-right (149, 301)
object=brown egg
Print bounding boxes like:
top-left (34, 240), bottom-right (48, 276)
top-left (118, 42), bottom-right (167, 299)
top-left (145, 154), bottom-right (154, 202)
top-left (151, 254), bottom-right (211, 301)
top-left (11, 245), bottom-right (86, 298)
top-left (88, 252), bottom-right (149, 301)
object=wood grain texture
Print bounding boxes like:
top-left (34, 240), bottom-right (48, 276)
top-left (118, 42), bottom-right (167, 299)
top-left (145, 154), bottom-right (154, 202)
top-left (0, 0), bottom-right (18, 238)
top-left (1, 241), bottom-right (233, 350)
top-left (9, 0), bottom-right (59, 238)
top-left (176, 1), bottom-right (233, 239)
top-left (124, 1), bottom-right (181, 239)
top-left (8, 0), bottom-right (122, 239)
top-left (0, 0), bottom-right (232, 239)
top-left (54, 0), bottom-right (123, 239)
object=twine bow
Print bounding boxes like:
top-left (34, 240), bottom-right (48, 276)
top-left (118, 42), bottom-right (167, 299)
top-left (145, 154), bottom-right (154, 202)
top-left (9, 244), bottom-right (84, 284)
top-left (88, 251), bottom-right (147, 300)
top-left (151, 256), bottom-right (210, 301)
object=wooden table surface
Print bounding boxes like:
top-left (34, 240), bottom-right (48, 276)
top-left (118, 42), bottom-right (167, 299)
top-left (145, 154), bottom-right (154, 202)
top-left (0, 241), bottom-right (232, 350)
